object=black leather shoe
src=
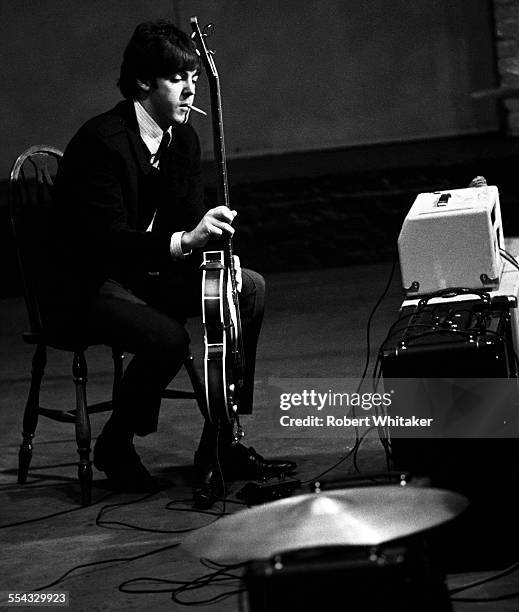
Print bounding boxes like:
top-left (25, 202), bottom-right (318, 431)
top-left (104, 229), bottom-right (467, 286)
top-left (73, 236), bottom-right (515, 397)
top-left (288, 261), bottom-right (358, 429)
top-left (223, 444), bottom-right (297, 479)
top-left (94, 434), bottom-right (170, 493)
top-left (192, 451), bottom-right (224, 509)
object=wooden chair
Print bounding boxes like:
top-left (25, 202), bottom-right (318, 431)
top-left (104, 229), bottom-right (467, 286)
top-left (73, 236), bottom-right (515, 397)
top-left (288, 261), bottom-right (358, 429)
top-left (9, 145), bottom-right (206, 506)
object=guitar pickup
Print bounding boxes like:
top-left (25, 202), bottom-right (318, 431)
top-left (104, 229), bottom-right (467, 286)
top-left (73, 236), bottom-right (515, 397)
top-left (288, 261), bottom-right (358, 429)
top-left (200, 261), bottom-right (225, 270)
top-left (207, 344), bottom-right (224, 358)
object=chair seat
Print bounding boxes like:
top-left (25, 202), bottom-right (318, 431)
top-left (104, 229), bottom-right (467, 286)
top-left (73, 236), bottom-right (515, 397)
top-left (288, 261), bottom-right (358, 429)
top-left (36, 310), bottom-right (107, 352)
top-left (24, 329), bottom-right (101, 352)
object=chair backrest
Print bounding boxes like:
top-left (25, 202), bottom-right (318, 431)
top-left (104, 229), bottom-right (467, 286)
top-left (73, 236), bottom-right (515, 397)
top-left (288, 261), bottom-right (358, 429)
top-left (9, 145), bottom-right (63, 336)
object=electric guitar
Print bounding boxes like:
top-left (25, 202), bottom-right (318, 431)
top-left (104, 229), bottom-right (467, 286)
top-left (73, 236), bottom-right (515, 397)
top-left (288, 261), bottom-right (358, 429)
top-left (191, 16), bottom-right (245, 426)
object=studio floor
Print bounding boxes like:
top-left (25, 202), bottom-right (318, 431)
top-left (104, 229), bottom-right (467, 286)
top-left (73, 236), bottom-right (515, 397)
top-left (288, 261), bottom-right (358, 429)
top-left (2, 261), bottom-right (519, 611)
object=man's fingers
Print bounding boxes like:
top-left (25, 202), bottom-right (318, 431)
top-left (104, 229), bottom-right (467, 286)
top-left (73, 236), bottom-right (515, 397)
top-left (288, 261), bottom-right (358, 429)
top-left (207, 219), bottom-right (234, 236)
top-left (208, 207), bottom-right (237, 222)
top-left (205, 222), bottom-right (223, 236)
top-left (193, 208), bottom-right (237, 246)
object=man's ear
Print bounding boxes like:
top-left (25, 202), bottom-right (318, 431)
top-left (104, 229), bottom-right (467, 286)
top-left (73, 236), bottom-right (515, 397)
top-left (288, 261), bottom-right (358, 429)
top-left (136, 79), bottom-right (151, 92)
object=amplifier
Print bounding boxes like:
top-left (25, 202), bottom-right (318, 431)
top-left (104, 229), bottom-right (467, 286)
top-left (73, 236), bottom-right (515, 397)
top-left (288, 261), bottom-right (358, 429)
top-left (245, 539), bottom-right (451, 612)
top-left (380, 291), bottom-right (519, 569)
top-left (398, 186), bottom-right (504, 296)
top-left (380, 293), bottom-right (516, 379)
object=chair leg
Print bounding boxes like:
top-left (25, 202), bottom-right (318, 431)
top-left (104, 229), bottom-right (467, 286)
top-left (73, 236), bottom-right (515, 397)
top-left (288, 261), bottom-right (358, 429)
top-left (18, 343), bottom-right (46, 484)
top-left (73, 351), bottom-right (92, 506)
top-left (184, 354), bottom-right (208, 420)
top-left (111, 348), bottom-right (124, 405)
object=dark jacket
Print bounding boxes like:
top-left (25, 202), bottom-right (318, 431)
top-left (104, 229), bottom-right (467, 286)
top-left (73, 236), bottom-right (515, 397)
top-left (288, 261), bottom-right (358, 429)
top-left (48, 100), bottom-right (206, 310)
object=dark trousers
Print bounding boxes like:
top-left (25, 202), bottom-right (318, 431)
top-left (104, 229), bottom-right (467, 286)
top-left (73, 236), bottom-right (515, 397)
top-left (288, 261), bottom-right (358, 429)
top-left (86, 268), bottom-right (265, 453)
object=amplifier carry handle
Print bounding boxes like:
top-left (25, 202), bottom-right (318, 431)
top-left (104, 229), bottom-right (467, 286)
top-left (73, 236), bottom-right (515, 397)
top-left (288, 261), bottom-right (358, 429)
top-left (418, 287), bottom-right (491, 310)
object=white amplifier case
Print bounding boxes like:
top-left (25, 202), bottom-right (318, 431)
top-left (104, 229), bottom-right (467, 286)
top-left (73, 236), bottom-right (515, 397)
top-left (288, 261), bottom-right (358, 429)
top-left (398, 186), bottom-right (504, 297)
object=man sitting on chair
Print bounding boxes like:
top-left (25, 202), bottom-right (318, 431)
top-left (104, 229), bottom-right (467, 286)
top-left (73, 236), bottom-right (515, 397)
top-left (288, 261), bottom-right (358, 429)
top-left (47, 20), bottom-right (295, 507)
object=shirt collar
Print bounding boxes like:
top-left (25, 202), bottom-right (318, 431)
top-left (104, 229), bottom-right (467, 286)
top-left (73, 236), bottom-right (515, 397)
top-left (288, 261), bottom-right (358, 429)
top-left (133, 100), bottom-right (172, 156)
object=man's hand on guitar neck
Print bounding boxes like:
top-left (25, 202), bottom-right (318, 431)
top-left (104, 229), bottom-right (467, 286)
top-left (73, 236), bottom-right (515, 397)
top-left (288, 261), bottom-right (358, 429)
top-left (181, 206), bottom-right (237, 252)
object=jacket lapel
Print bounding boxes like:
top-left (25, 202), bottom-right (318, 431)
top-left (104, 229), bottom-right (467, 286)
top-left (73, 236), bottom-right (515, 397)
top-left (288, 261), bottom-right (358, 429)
top-left (110, 101), bottom-right (154, 177)
top-left (110, 102), bottom-right (193, 177)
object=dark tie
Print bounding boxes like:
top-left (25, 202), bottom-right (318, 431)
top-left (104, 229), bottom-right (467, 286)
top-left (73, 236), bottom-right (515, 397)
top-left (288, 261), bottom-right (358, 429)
top-left (153, 131), bottom-right (171, 169)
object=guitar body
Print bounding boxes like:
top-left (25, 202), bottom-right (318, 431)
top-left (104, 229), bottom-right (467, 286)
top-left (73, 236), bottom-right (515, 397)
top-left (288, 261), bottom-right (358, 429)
top-left (201, 250), bottom-right (243, 424)
top-left (192, 17), bottom-right (245, 426)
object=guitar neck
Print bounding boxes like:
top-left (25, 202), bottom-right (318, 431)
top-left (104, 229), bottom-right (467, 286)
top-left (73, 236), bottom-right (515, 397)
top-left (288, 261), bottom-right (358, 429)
top-left (211, 79), bottom-right (230, 210)
top-left (191, 16), bottom-right (234, 259)
top-left (208, 64), bottom-right (234, 260)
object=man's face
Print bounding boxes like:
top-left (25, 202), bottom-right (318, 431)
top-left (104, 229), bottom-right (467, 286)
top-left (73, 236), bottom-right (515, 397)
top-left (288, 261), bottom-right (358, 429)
top-left (141, 70), bottom-right (199, 128)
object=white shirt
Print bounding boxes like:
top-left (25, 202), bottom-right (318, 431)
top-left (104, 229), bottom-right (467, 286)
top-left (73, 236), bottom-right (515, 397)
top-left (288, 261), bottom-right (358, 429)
top-left (134, 101), bottom-right (189, 259)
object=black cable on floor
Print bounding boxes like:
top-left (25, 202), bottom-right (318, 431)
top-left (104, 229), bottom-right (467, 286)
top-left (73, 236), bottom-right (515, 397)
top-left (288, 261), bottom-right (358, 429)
top-left (33, 542), bottom-right (181, 592)
top-left (448, 560), bottom-right (519, 596)
top-left (95, 490), bottom-right (201, 534)
top-left (0, 490), bottom-right (114, 529)
top-left (118, 560), bottom-right (247, 606)
top-left (300, 253), bottom-right (398, 486)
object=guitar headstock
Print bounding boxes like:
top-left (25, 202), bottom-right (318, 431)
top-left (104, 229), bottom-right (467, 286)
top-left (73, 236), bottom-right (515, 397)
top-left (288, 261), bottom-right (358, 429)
top-left (190, 16), bottom-right (218, 84)
top-left (190, 15), bottom-right (229, 209)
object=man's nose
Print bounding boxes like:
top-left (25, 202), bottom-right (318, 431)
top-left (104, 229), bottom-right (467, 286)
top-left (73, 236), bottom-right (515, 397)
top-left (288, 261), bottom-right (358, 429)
top-left (184, 78), bottom-right (196, 95)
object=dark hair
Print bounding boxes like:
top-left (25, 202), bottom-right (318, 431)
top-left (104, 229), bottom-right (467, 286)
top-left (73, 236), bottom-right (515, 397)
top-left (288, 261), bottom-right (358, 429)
top-left (118, 21), bottom-right (201, 99)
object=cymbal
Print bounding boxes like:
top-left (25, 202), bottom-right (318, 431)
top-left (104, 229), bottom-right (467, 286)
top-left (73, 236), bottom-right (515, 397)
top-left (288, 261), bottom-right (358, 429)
top-left (182, 486), bottom-right (468, 563)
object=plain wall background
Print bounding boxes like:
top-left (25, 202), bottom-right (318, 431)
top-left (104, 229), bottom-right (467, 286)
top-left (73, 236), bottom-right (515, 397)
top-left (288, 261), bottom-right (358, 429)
top-left (0, 0), bottom-right (498, 178)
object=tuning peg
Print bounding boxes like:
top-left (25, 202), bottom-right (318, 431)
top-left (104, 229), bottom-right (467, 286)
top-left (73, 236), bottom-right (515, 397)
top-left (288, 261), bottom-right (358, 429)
top-left (203, 23), bottom-right (215, 37)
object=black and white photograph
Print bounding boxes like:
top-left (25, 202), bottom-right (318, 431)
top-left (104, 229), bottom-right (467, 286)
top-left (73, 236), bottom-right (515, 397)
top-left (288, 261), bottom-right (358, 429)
top-left (2, 1), bottom-right (519, 610)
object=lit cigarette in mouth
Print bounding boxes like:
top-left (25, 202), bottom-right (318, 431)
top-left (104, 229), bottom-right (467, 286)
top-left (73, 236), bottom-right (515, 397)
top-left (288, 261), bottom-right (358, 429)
top-left (187, 104), bottom-right (207, 116)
